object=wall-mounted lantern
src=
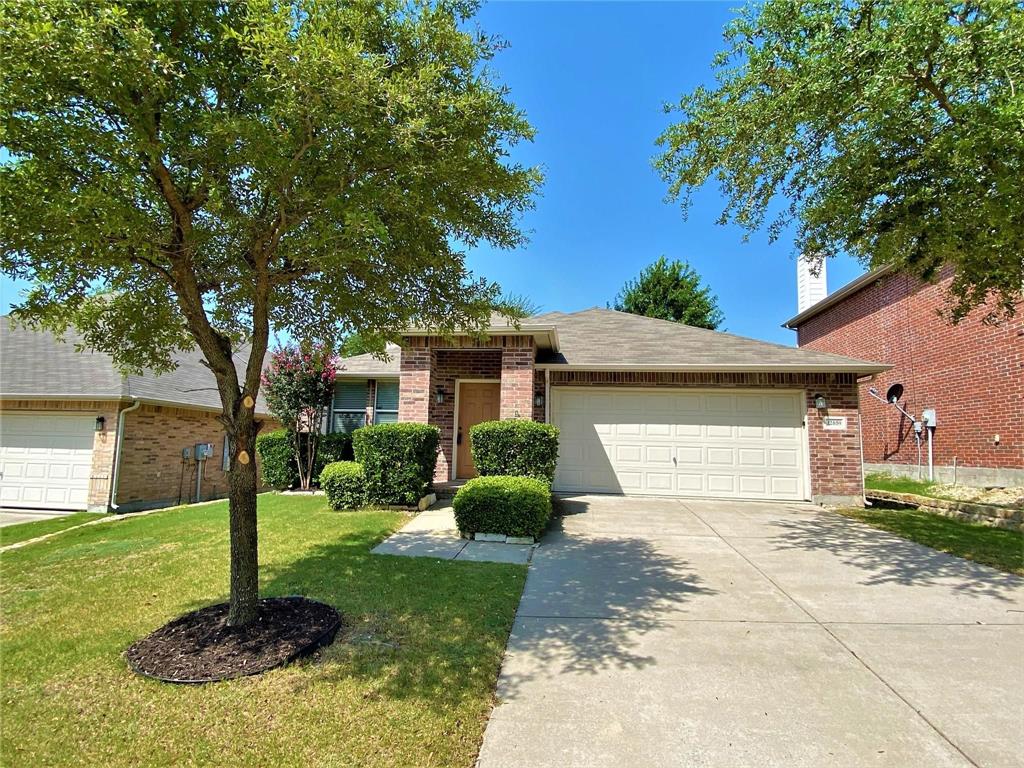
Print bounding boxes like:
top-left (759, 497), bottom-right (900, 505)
top-left (434, 386), bottom-right (445, 404)
top-left (813, 394), bottom-right (828, 410)
top-left (534, 393), bottom-right (545, 408)
top-left (94, 415), bottom-right (106, 432)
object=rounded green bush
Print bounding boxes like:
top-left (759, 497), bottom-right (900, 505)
top-left (452, 475), bottom-right (552, 540)
top-left (256, 429), bottom-right (354, 490)
top-left (320, 461), bottom-right (367, 510)
top-left (469, 420), bottom-right (560, 483)
top-left (352, 422), bottom-right (440, 506)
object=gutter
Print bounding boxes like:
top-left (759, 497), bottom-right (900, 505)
top-left (534, 362), bottom-right (890, 375)
top-left (108, 399), bottom-right (142, 510)
top-left (782, 265), bottom-right (894, 329)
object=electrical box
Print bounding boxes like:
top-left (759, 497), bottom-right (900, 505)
top-left (195, 442), bottom-right (215, 460)
top-left (922, 408), bottom-right (937, 428)
top-left (181, 446), bottom-right (193, 460)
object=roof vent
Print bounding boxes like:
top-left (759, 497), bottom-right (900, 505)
top-left (796, 256), bottom-right (827, 313)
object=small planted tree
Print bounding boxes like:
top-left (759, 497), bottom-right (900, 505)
top-left (261, 345), bottom-right (338, 491)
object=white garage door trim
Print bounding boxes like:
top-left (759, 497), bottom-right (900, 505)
top-left (0, 412), bottom-right (96, 510)
top-left (551, 387), bottom-right (809, 501)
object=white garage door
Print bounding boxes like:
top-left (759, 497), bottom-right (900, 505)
top-left (0, 413), bottom-right (95, 510)
top-left (552, 388), bottom-right (807, 500)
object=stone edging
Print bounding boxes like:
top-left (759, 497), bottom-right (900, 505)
top-left (866, 489), bottom-right (1023, 532)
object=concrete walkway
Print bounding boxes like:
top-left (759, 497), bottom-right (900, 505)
top-left (478, 495), bottom-right (1024, 768)
top-left (0, 508), bottom-right (75, 527)
top-left (372, 505), bottom-right (534, 564)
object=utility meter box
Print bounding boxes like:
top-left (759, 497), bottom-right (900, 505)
top-left (181, 446), bottom-right (193, 460)
top-left (922, 408), bottom-right (937, 428)
top-left (195, 442), bottom-right (215, 460)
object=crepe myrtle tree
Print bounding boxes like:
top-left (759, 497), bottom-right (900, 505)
top-left (656, 0), bottom-right (1024, 322)
top-left (261, 345), bottom-right (338, 492)
top-left (0, 0), bottom-right (540, 625)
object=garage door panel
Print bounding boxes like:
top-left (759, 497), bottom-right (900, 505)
top-left (552, 388), bottom-right (806, 501)
top-left (0, 413), bottom-right (95, 510)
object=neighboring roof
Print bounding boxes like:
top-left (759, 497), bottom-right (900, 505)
top-left (0, 317), bottom-right (271, 414)
top-left (531, 308), bottom-right (888, 373)
top-left (783, 266), bottom-right (894, 329)
top-left (334, 344), bottom-right (402, 378)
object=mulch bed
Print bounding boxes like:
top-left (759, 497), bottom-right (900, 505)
top-left (125, 596), bottom-right (342, 684)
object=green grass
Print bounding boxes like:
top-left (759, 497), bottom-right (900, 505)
top-left (0, 512), bottom-right (107, 546)
top-left (838, 505), bottom-right (1023, 575)
top-left (864, 472), bottom-right (942, 497)
top-left (0, 495), bottom-right (527, 767)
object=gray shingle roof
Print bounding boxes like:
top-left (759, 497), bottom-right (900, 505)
top-left (0, 317), bottom-right (271, 414)
top-left (531, 308), bottom-right (888, 372)
top-left (335, 344), bottom-right (402, 378)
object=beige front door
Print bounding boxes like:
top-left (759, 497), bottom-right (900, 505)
top-left (456, 382), bottom-right (500, 479)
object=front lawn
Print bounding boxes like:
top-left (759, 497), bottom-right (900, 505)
top-left (864, 471), bottom-right (940, 497)
top-left (0, 495), bottom-right (526, 767)
top-left (838, 505), bottom-right (1023, 576)
top-left (0, 512), bottom-right (107, 546)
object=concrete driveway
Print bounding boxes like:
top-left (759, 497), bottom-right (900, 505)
top-left (477, 496), bottom-right (1024, 768)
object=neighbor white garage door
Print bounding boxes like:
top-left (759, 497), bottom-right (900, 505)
top-left (552, 388), bottom-right (807, 500)
top-left (0, 413), bottom-right (95, 510)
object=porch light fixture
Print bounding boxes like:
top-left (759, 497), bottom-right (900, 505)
top-left (94, 415), bottom-right (106, 432)
top-left (534, 393), bottom-right (545, 408)
top-left (813, 394), bottom-right (828, 410)
top-left (434, 386), bottom-right (445, 404)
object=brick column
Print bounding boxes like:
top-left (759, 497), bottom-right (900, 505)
top-left (398, 347), bottom-right (431, 423)
top-left (499, 343), bottom-right (535, 420)
top-left (806, 376), bottom-right (863, 506)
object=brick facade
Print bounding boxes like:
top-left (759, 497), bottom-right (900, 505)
top-left (430, 349), bottom-right (502, 481)
top-left (500, 341), bottom-right (536, 420)
top-left (549, 370), bottom-right (862, 504)
top-left (795, 271), bottom-right (1023, 485)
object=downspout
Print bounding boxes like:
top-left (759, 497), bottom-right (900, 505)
top-left (109, 399), bottom-right (141, 510)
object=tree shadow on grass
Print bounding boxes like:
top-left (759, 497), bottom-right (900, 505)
top-left (767, 513), bottom-right (1024, 601)
top-left (256, 528), bottom-right (527, 715)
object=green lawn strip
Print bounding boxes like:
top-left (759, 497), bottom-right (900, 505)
top-left (837, 505), bottom-right (1023, 576)
top-left (0, 512), bottom-right (107, 546)
top-left (863, 471), bottom-right (946, 498)
top-left (0, 494), bottom-right (527, 768)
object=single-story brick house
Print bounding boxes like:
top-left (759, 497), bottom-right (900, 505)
top-left (784, 265), bottom-right (1024, 487)
top-left (0, 317), bottom-right (275, 512)
top-left (333, 308), bottom-right (888, 506)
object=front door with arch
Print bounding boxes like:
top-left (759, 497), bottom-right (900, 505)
top-left (456, 381), bottom-right (500, 479)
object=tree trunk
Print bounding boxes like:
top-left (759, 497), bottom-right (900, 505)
top-left (226, 417), bottom-right (259, 626)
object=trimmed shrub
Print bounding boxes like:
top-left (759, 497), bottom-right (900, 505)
top-left (453, 475), bottom-right (552, 539)
top-left (255, 429), bottom-right (297, 489)
top-left (470, 420), bottom-right (560, 483)
top-left (352, 422), bottom-right (440, 506)
top-left (255, 429), bottom-right (354, 490)
top-left (320, 461), bottom-right (366, 510)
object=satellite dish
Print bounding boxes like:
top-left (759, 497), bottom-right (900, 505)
top-left (885, 383), bottom-right (904, 404)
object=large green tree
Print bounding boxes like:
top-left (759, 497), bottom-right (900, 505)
top-left (656, 0), bottom-right (1023, 322)
top-left (0, 0), bottom-right (539, 625)
top-left (613, 257), bottom-right (724, 329)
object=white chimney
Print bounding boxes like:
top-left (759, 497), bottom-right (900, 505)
top-left (797, 256), bottom-right (827, 313)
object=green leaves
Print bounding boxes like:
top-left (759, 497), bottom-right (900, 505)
top-left (656, 0), bottom-right (1023, 322)
top-left (0, 0), bottom-right (541, 369)
top-left (613, 256), bottom-right (724, 330)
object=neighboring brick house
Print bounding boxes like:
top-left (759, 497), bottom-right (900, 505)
top-left (334, 308), bottom-right (888, 506)
top-left (0, 318), bottom-right (276, 512)
top-left (784, 266), bottom-right (1024, 487)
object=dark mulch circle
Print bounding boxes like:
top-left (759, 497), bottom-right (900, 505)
top-left (125, 596), bottom-right (342, 684)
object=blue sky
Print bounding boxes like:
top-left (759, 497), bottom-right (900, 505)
top-left (0, 1), bottom-right (867, 346)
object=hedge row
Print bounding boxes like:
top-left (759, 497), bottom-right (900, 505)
top-left (353, 422), bottom-right (440, 506)
top-left (453, 475), bottom-right (552, 539)
top-left (470, 420), bottom-right (559, 483)
top-left (255, 430), bottom-right (353, 489)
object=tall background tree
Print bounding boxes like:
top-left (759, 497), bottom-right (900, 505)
top-left (656, 0), bottom-right (1023, 322)
top-left (613, 256), bottom-right (724, 329)
top-left (0, 0), bottom-right (539, 625)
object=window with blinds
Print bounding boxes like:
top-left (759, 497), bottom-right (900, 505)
top-left (374, 380), bottom-right (400, 424)
top-left (332, 380), bottom-right (368, 433)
